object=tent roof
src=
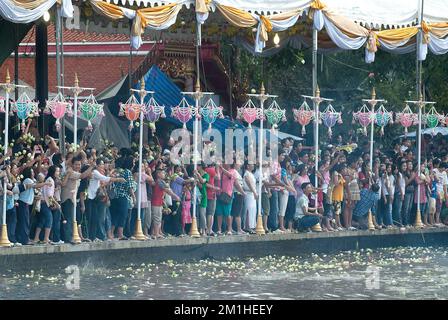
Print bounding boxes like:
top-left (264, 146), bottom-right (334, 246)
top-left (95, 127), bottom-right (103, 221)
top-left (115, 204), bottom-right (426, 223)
top-left (100, 0), bottom-right (448, 27)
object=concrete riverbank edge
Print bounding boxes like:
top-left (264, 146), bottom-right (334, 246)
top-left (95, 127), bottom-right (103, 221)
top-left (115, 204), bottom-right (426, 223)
top-left (1, 228), bottom-right (448, 270)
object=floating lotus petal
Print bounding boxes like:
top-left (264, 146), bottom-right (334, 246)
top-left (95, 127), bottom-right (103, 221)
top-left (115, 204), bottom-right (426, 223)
top-left (200, 97), bottom-right (224, 131)
top-left (12, 92), bottom-right (39, 132)
top-left (44, 92), bottom-right (73, 132)
top-left (79, 93), bottom-right (104, 131)
top-left (293, 100), bottom-right (314, 136)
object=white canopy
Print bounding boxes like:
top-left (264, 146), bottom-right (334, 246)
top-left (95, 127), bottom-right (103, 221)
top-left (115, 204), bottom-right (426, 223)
top-left (399, 126), bottom-right (448, 138)
top-left (102, 0), bottom-right (448, 27)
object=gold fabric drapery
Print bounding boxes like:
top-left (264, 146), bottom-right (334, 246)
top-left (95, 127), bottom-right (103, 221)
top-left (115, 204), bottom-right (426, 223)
top-left (11, 0), bottom-right (50, 9)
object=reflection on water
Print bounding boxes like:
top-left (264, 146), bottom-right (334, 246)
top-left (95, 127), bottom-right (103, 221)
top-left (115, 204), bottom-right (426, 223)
top-left (1, 246), bottom-right (448, 300)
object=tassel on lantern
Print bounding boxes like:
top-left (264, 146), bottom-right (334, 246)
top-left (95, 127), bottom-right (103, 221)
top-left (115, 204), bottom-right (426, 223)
top-left (56, 119), bottom-right (61, 132)
top-left (404, 127), bottom-right (408, 136)
top-left (301, 126), bottom-right (306, 136)
top-left (87, 121), bottom-right (93, 131)
top-left (328, 127), bottom-right (332, 138)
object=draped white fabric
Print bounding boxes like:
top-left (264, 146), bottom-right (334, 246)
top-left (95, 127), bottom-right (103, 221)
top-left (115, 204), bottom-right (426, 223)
top-left (429, 36), bottom-right (448, 55)
top-left (0, 0), bottom-right (73, 23)
top-left (313, 9), bottom-right (324, 31)
top-left (254, 12), bottom-right (302, 53)
top-left (322, 15), bottom-right (367, 50)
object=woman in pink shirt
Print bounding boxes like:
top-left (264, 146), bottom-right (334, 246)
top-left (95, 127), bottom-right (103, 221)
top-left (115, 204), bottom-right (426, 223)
top-left (294, 164), bottom-right (310, 200)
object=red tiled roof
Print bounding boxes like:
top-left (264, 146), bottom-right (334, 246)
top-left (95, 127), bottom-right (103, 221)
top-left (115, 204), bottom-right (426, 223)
top-left (21, 24), bottom-right (152, 44)
top-left (0, 55), bottom-right (145, 96)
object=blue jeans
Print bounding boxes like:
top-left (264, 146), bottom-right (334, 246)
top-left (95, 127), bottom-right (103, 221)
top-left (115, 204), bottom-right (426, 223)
top-left (110, 197), bottom-right (129, 228)
top-left (6, 208), bottom-right (17, 243)
top-left (61, 199), bottom-right (75, 242)
top-left (105, 207), bottom-right (112, 234)
top-left (16, 200), bottom-right (30, 245)
top-left (88, 199), bottom-right (107, 241)
top-left (37, 202), bottom-right (53, 229)
top-left (51, 208), bottom-right (62, 242)
top-left (296, 215), bottom-right (320, 230)
top-left (392, 192), bottom-right (403, 226)
top-left (379, 195), bottom-right (393, 226)
top-left (268, 190), bottom-right (279, 231)
top-left (402, 193), bottom-right (414, 226)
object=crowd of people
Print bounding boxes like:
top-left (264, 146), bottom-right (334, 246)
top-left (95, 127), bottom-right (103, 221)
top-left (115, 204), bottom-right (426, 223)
top-left (1, 119), bottom-right (448, 246)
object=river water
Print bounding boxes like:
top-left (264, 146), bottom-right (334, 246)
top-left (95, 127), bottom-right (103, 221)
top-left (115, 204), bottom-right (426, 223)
top-left (1, 246), bottom-right (448, 299)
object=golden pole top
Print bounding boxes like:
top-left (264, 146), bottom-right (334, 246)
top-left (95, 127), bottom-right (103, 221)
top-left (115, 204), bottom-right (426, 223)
top-left (315, 85), bottom-right (320, 98)
top-left (5, 69), bottom-right (10, 84)
top-left (74, 73), bottom-right (79, 87)
top-left (140, 77), bottom-right (145, 90)
top-left (260, 82), bottom-right (265, 95)
top-left (195, 78), bottom-right (201, 92)
top-left (371, 87), bottom-right (376, 100)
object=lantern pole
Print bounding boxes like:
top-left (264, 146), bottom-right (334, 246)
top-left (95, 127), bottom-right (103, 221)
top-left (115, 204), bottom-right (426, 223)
top-left (302, 85), bottom-right (332, 232)
top-left (405, 95), bottom-right (435, 228)
top-left (248, 83), bottom-right (277, 235)
top-left (130, 79), bottom-right (154, 240)
top-left (0, 70), bottom-right (26, 247)
top-left (362, 87), bottom-right (386, 171)
top-left (57, 73), bottom-right (94, 244)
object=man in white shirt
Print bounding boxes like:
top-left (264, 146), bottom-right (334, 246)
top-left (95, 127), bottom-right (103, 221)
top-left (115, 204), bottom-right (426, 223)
top-left (294, 182), bottom-right (322, 232)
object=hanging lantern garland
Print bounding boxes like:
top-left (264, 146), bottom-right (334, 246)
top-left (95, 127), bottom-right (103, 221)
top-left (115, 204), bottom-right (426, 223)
top-left (44, 92), bottom-right (73, 132)
top-left (353, 104), bottom-right (373, 136)
top-left (237, 99), bottom-right (263, 129)
top-left (78, 93), bottom-right (104, 131)
top-left (145, 96), bottom-right (166, 133)
top-left (200, 97), bottom-right (224, 131)
top-left (0, 96), bottom-right (5, 113)
top-left (12, 92), bottom-right (39, 132)
top-left (423, 105), bottom-right (444, 135)
top-left (119, 94), bottom-right (141, 130)
top-left (395, 104), bottom-right (418, 136)
top-left (374, 104), bottom-right (393, 136)
top-left (320, 103), bottom-right (342, 138)
top-left (265, 99), bottom-right (286, 133)
top-left (172, 97), bottom-right (197, 129)
top-left (293, 101), bottom-right (314, 136)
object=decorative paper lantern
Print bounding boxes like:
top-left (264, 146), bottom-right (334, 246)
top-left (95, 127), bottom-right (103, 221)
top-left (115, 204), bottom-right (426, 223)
top-left (0, 96), bottom-right (5, 113)
top-left (353, 104), bottom-right (373, 136)
top-left (423, 105), bottom-right (444, 135)
top-left (395, 104), bottom-right (418, 136)
top-left (78, 93), bottom-right (104, 131)
top-left (44, 92), bottom-right (73, 132)
top-left (237, 99), bottom-right (263, 128)
top-left (320, 103), bottom-right (342, 138)
top-left (12, 92), bottom-right (39, 132)
top-left (264, 99), bottom-right (286, 132)
top-left (293, 101), bottom-right (314, 135)
top-left (200, 97), bottom-right (224, 131)
top-left (374, 104), bottom-right (393, 136)
top-left (144, 96), bottom-right (165, 132)
top-left (119, 95), bottom-right (141, 130)
top-left (172, 97), bottom-right (196, 129)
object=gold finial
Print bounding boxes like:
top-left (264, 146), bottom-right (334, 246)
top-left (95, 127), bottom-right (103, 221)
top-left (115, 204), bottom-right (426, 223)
top-left (315, 85), bottom-right (320, 97)
top-left (419, 91), bottom-right (423, 102)
top-left (74, 73), bottom-right (79, 87)
top-left (260, 82), bottom-right (265, 95)
top-left (195, 78), bottom-right (201, 92)
top-left (5, 69), bottom-right (10, 84)
top-left (371, 87), bottom-right (376, 100)
top-left (140, 77), bottom-right (145, 90)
